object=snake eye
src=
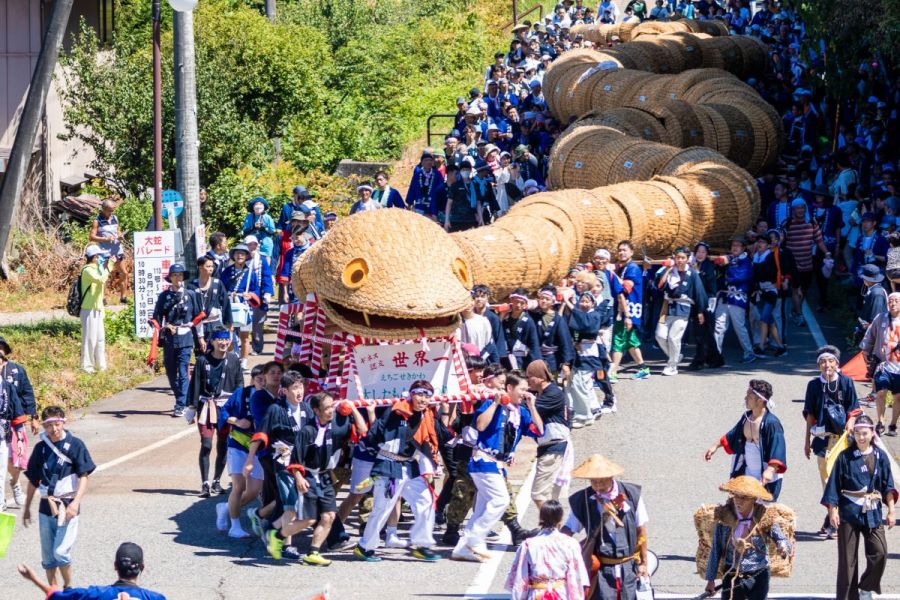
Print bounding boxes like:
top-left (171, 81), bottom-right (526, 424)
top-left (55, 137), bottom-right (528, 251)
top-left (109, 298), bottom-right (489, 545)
top-left (452, 257), bottom-right (473, 287)
top-left (341, 258), bottom-right (370, 289)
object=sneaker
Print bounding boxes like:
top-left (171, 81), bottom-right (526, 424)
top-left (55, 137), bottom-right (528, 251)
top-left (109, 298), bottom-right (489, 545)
top-left (354, 544), bottom-right (382, 562)
top-left (173, 407), bottom-right (185, 418)
top-left (303, 551), bottom-right (333, 567)
top-left (12, 483), bottom-right (25, 507)
top-left (571, 419), bottom-right (585, 430)
top-left (859, 590), bottom-right (874, 600)
top-left (240, 358), bottom-right (249, 372)
top-left (662, 365), bottom-right (678, 376)
top-left (0, 500), bottom-right (6, 513)
top-left (247, 507), bottom-right (263, 537)
top-left (228, 526), bottom-right (251, 539)
top-left (282, 545), bottom-right (302, 560)
top-left (385, 532), bottom-right (408, 548)
top-left (211, 480), bottom-right (224, 495)
top-left (199, 482), bottom-right (211, 498)
top-left (773, 346), bottom-right (788, 357)
top-left (632, 367), bottom-right (651, 380)
top-left (752, 346), bottom-right (768, 358)
top-left (591, 408), bottom-right (604, 420)
top-left (608, 372), bottom-right (619, 384)
top-left (860, 394), bottom-right (876, 408)
top-left (740, 353), bottom-right (757, 364)
top-left (886, 425), bottom-right (897, 437)
top-left (266, 528), bottom-right (284, 560)
top-left (411, 546), bottom-right (441, 561)
top-left (686, 361), bottom-right (704, 371)
top-left (216, 502), bottom-right (229, 531)
top-left (450, 545), bottom-right (485, 563)
top-left (486, 529), bottom-right (500, 540)
top-left (327, 537), bottom-right (355, 552)
top-left (876, 422), bottom-right (886, 437)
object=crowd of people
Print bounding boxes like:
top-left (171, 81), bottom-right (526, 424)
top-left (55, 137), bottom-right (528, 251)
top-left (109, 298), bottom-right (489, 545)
top-left (3, 1), bottom-right (899, 599)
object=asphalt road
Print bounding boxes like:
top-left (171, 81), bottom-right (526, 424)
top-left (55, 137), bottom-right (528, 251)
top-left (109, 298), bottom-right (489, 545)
top-left (3, 308), bottom-right (899, 599)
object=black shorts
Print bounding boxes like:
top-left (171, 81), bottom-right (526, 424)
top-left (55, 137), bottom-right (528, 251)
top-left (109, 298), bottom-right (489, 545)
top-left (790, 270), bottom-right (813, 290)
top-left (260, 454), bottom-right (279, 509)
top-left (297, 472), bottom-right (337, 520)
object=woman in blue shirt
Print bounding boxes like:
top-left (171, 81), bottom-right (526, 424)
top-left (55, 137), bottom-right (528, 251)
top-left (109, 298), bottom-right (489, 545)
top-left (241, 197), bottom-right (276, 257)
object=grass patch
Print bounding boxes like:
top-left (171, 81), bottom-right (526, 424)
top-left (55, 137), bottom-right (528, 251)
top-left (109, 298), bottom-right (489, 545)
top-left (2, 317), bottom-right (153, 413)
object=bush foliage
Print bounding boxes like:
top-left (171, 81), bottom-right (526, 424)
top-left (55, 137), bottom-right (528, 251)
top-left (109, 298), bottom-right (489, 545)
top-left (58, 0), bottom-right (506, 202)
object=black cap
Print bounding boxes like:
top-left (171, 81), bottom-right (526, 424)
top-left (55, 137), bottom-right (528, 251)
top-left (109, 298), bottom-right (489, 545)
top-left (0, 336), bottom-right (10, 356)
top-left (115, 542), bottom-right (144, 568)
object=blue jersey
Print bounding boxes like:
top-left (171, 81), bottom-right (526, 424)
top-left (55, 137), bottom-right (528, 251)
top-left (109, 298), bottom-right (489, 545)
top-left (468, 401), bottom-right (539, 474)
top-left (50, 584), bottom-right (166, 600)
top-left (618, 261), bottom-right (644, 327)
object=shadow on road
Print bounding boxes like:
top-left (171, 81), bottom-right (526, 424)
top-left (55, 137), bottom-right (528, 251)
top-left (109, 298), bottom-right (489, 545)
top-left (98, 409), bottom-right (174, 418)
top-left (133, 488), bottom-right (198, 496)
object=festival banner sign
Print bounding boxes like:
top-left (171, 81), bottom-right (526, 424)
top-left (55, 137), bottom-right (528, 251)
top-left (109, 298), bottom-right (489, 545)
top-left (345, 340), bottom-right (466, 400)
top-left (133, 230), bottom-right (176, 338)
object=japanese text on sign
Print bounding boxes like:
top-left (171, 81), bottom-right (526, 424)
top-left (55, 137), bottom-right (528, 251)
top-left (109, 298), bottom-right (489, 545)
top-left (133, 230), bottom-right (176, 338)
top-left (346, 340), bottom-right (464, 401)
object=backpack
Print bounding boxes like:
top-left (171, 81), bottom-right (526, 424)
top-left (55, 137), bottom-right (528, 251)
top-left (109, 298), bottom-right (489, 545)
top-left (66, 269), bottom-right (88, 317)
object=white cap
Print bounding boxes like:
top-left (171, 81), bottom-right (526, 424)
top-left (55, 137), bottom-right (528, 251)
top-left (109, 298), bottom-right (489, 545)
top-left (243, 235), bottom-right (259, 246)
top-left (84, 244), bottom-right (109, 259)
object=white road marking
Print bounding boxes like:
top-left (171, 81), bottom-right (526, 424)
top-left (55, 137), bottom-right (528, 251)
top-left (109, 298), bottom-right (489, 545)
top-left (463, 461), bottom-right (537, 599)
top-left (93, 426), bottom-right (196, 473)
top-left (801, 300), bottom-right (827, 348)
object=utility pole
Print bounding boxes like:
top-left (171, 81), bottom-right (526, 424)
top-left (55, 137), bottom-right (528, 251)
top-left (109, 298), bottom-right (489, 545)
top-left (173, 8), bottom-right (201, 278)
top-left (0, 0), bottom-right (75, 278)
top-left (265, 0), bottom-right (276, 22)
top-left (152, 0), bottom-right (163, 231)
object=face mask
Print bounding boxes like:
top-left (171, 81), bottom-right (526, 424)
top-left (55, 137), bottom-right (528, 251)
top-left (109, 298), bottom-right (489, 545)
top-left (461, 171), bottom-right (472, 181)
top-left (254, 204), bottom-right (265, 215)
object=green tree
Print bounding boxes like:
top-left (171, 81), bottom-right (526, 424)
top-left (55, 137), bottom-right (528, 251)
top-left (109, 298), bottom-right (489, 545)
top-left (785, 0), bottom-right (899, 97)
top-left (58, 1), bottom-right (334, 194)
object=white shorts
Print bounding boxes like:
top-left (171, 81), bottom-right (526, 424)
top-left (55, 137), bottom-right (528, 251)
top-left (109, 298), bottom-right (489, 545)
top-left (349, 456), bottom-right (375, 494)
top-left (227, 447), bottom-right (263, 480)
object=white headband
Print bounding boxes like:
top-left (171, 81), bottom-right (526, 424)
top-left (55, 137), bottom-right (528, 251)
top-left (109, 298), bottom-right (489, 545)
top-left (537, 290), bottom-right (555, 300)
top-left (42, 417), bottom-right (66, 424)
top-left (509, 293), bottom-right (529, 302)
top-left (817, 352), bottom-right (838, 363)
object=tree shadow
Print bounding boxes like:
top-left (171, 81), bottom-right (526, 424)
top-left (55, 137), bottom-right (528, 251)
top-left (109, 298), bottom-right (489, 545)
top-left (132, 488), bottom-right (199, 497)
top-left (98, 409), bottom-right (174, 418)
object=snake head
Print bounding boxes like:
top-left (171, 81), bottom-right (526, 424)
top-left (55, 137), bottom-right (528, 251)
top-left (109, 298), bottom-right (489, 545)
top-left (292, 209), bottom-right (474, 339)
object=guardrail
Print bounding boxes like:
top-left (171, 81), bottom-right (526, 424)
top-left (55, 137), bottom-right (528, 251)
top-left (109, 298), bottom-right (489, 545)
top-left (503, 0), bottom-right (544, 30)
top-left (426, 113), bottom-right (458, 148)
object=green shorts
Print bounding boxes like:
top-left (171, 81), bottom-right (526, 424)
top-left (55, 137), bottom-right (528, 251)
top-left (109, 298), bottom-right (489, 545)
top-left (611, 320), bottom-right (642, 353)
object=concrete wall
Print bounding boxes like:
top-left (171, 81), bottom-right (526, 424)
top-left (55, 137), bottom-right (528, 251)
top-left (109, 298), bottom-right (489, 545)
top-left (1, 0), bottom-right (102, 204)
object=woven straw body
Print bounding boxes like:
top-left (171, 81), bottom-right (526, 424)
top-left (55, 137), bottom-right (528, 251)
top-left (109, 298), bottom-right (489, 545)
top-left (694, 503), bottom-right (796, 579)
top-left (292, 32), bottom-right (780, 340)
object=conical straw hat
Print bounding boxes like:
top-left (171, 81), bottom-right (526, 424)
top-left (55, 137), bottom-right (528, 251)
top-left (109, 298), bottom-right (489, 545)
top-left (571, 454), bottom-right (625, 479)
top-left (718, 475), bottom-right (773, 502)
